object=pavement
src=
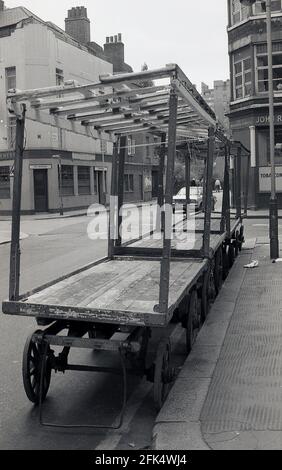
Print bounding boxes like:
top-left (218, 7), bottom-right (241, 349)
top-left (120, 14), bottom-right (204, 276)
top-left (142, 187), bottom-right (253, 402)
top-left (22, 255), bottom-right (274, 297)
top-left (153, 238), bottom-right (282, 450)
top-left (245, 209), bottom-right (282, 219)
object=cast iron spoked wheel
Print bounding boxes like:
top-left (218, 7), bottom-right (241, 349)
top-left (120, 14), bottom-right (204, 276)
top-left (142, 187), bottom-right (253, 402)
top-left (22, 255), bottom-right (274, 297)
top-left (228, 243), bottom-right (235, 268)
top-left (201, 269), bottom-right (215, 323)
top-left (214, 248), bottom-right (224, 295)
top-left (222, 245), bottom-right (229, 280)
top-left (234, 232), bottom-right (240, 257)
top-left (238, 226), bottom-right (244, 251)
top-left (154, 339), bottom-right (173, 412)
top-left (186, 290), bottom-right (199, 355)
top-left (22, 331), bottom-right (52, 405)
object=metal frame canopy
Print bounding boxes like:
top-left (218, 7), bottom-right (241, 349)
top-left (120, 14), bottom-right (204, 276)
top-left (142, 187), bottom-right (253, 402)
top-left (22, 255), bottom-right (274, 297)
top-left (7, 64), bottom-right (226, 141)
top-left (7, 64), bottom-right (233, 312)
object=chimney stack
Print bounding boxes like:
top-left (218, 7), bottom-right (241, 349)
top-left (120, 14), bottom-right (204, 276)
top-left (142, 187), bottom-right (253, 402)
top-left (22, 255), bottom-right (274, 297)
top-left (0, 1), bottom-right (5, 12)
top-left (65, 6), bottom-right (91, 45)
top-left (104, 33), bottom-right (125, 73)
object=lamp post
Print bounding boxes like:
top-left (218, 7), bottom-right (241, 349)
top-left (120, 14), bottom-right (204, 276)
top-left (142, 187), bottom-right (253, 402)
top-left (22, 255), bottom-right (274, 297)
top-left (240, 0), bottom-right (279, 259)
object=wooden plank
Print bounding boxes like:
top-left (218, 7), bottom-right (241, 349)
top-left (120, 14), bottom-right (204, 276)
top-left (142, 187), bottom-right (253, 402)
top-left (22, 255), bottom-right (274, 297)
top-left (3, 258), bottom-right (207, 327)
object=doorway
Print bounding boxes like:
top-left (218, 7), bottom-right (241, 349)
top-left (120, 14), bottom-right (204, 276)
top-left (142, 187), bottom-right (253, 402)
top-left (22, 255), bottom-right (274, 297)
top-left (33, 169), bottom-right (48, 212)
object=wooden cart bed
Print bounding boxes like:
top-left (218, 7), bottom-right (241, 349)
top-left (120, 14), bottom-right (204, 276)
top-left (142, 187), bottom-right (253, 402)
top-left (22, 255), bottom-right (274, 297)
top-left (130, 217), bottom-right (240, 253)
top-left (3, 258), bottom-right (208, 327)
top-left (131, 232), bottom-right (225, 252)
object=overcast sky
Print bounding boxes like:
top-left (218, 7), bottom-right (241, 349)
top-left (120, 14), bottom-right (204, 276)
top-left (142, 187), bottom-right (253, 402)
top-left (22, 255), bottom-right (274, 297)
top-left (6, 0), bottom-right (229, 90)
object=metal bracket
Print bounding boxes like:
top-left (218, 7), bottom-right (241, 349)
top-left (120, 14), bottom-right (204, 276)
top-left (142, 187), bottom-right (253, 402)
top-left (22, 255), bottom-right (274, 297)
top-left (7, 99), bottom-right (26, 120)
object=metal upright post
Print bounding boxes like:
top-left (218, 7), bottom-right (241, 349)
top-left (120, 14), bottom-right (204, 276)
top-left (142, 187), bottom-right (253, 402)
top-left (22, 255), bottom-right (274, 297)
top-left (117, 135), bottom-right (127, 247)
top-left (220, 144), bottom-right (230, 233)
top-left (58, 157), bottom-right (64, 216)
top-left (203, 127), bottom-right (215, 258)
top-left (244, 153), bottom-right (251, 216)
top-left (185, 145), bottom-right (191, 215)
top-left (158, 89), bottom-right (178, 314)
top-left (265, 0), bottom-right (279, 259)
top-left (9, 105), bottom-right (26, 301)
top-left (236, 146), bottom-right (242, 219)
top-left (156, 132), bottom-right (166, 232)
top-left (108, 140), bottom-right (119, 258)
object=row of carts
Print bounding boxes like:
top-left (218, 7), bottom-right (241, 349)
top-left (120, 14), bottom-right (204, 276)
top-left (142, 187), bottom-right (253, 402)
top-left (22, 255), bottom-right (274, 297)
top-left (2, 64), bottom-right (249, 429)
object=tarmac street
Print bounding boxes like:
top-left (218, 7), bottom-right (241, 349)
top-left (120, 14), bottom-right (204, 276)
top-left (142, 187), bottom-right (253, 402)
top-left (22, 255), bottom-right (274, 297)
top-left (0, 202), bottom-right (280, 450)
top-left (0, 203), bottom-right (186, 450)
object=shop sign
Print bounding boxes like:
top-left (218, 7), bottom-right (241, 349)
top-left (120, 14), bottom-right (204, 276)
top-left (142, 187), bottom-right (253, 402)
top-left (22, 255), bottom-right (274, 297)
top-left (259, 166), bottom-right (282, 193)
top-left (0, 151), bottom-right (15, 161)
top-left (255, 114), bottom-right (282, 126)
top-left (29, 164), bottom-right (52, 170)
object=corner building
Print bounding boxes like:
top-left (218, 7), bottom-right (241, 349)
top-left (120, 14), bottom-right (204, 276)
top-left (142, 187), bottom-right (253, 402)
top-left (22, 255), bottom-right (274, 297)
top-left (227, 0), bottom-right (282, 208)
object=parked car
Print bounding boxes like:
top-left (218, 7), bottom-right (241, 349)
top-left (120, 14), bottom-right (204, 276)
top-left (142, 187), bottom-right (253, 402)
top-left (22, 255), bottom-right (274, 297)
top-left (173, 187), bottom-right (216, 213)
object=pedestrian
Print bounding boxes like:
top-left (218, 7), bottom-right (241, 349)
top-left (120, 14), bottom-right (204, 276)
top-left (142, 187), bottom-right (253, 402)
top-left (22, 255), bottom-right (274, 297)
top-left (215, 179), bottom-right (221, 192)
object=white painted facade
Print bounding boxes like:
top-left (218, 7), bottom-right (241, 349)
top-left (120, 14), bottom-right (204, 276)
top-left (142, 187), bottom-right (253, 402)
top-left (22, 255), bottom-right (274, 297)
top-left (0, 13), bottom-right (114, 214)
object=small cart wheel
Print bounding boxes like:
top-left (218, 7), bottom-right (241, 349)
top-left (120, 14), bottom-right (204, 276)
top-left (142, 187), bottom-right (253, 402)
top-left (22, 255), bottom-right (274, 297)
top-left (228, 243), bottom-right (235, 268)
top-left (154, 339), bottom-right (172, 412)
top-left (186, 290), bottom-right (199, 354)
top-left (22, 331), bottom-right (52, 405)
top-left (201, 269), bottom-right (215, 322)
top-left (238, 226), bottom-right (244, 251)
top-left (222, 245), bottom-right (229, 280)
top-left (234, 232), bottom-right (240, 257)
top-left (214, 248), bottom-right (223, 294)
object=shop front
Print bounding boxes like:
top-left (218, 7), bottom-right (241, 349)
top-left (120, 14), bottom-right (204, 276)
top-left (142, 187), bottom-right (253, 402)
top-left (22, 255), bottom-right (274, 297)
top-left (0, 149), bottom-right (111, 215)
top-left (230, 105), bottom-right (282, 209)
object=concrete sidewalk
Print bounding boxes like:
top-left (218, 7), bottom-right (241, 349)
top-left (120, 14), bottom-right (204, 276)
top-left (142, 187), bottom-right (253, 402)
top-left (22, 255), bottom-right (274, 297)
top-left (0, 200), bottom-right (157, 222)
top-left (153, 239), bottom-right (282, 450)
top-left (0, 231), bottom-right (28, 245)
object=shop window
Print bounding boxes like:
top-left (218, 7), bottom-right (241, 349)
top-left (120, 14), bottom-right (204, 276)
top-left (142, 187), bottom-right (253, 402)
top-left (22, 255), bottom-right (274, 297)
top-left (259, 128), bottom-right (282, 163)
top-left (124, 174), bottom-right (134, 192)
top-left (253, 0), bottom-right (282, 14)
top-left (78, 166), bottom-right (91, 195)
top-left (128, 136), bottom-right (136, 156)
top-left (93, 170), bottom-right (98, 195)
top-left (256, 43), bottom-right (282, 93)
top-left (56, 68), bottom-right (64, 86)
top-left (233, 51), bottom-right (252, 99)
top-left (0, 166), bottom-right (11, 199)
top-left (146, 136), bottom-right (150, 158)
top-left (56, 69), bottom-right (64, 98)
top-left (6, 67), bottom-right (16, 91)
top-left (7, 116), bottom-right (16, 150)
top-left (231, 0), bottom-right (250, 25)
top-left (6, 68), bottom-right (16, 149)
top-left (59, 165), bottom-right (74, 196)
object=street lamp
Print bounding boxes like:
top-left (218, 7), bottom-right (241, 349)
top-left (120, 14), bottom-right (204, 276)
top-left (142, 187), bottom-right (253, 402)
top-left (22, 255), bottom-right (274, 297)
top-left (240, 0), bottom-right (279, 259)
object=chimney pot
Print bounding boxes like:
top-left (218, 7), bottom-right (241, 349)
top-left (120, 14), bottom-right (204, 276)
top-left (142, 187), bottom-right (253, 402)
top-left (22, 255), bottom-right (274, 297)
top-left (118, 33), bottom-right (122, 42)
top-left (106, 37), bottom-right (110, 43)
top-left (65, 5), bottom-right (91, 44)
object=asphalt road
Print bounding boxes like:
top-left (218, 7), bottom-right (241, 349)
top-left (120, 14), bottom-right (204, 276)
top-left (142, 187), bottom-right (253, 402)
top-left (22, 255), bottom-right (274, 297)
top-left (0, 206), bottom-right (187, 450)
top-left (0, 202), bottom-right (277, 450)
